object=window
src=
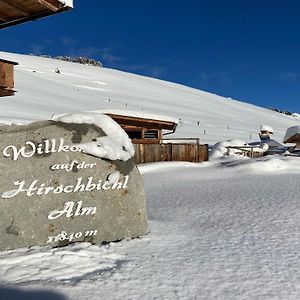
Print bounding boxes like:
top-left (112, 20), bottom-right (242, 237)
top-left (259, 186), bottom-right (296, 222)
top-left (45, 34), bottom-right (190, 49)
top-left (127, 130), bottom-right (142, 140)
top-left (144, 130), bottom-right (159, 139)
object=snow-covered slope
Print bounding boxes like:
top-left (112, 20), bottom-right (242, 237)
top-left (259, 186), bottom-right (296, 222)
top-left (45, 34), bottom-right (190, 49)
top-left (1, 51), bottom-right (299, 144)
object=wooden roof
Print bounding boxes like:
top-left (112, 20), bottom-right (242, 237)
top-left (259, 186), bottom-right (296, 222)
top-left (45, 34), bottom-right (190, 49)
top-left (0, 0), bottom-right (73, 29)
top-left (0, 58), bottom-right (18, 65)
top-left (284, 133), bottom-right (300, 144)
top-left (105, 113), bottom-right (178, 131)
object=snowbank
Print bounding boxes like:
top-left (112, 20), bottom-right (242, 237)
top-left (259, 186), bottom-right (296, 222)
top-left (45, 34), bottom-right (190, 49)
top-left (55, 112), bottom-right (135, 161)
top-left (210, 139), bottom-right (247, 159)
top-left (210, 138), bottom-right (271, 160)
top-left (217, 155), bottom-right (300, 174)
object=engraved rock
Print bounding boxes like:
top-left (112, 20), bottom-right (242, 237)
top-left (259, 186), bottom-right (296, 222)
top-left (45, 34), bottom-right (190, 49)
top-left (0, 120), bottom-right (149, 250)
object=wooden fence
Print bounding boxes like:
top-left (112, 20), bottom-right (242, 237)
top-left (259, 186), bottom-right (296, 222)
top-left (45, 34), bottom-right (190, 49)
top-left (133, 142), bottom-right (209, 164)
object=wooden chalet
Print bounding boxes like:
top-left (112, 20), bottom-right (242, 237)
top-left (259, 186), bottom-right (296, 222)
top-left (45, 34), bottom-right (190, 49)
top-left (0, 58), bottom-right (18, 97)
top-left (106, 113), bottom-right (177, 144)
top-left (0, 0), bottom-right (73, 29)
top-left (284, 126), bottom-right (300, 150)
top-left (104, 112), bottom-right (209, 164)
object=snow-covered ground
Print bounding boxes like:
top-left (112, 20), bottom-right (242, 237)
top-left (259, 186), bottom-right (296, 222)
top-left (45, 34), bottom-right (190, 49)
top-left (1, 158), bottom-right (300, 299)
top-left (0, 52), bottom-right (300, 299)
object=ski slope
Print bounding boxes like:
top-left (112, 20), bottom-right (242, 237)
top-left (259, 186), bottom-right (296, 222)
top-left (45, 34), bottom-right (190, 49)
top-left (0, 51), bottom-right (299, 144)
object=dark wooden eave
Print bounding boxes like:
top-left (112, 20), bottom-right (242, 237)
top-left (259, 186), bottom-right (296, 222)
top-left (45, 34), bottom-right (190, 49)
top-left (105, 113), bottom-right (177, 131)
top-left (0, 0), bottom-right (73, 29)
top-left (0, 58), bottom-right (18, 65)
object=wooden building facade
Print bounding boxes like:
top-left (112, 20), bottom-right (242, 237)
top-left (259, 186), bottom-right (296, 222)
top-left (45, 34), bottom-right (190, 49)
top-left (284, 126), bottom-right (300, 151)
top-left (0, 59), bottom-right (18, 97)
top-left (105, 113), bottom-right (209, 164)
top-left (106, 113), bottom-right (177, 145)
top-left (134, 142), bottom-right (209, 164)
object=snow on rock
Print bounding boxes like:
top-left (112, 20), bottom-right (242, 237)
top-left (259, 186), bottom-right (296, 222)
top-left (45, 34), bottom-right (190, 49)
top-left (292, 113), bottom-right (300, 119)
top-left (283, 125), bottom-right (300, 143)
top-left (55, 112), bottom-right (135, 161)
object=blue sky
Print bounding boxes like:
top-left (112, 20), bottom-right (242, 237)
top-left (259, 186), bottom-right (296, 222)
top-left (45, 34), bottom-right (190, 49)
top-left (1, 0), bottom-right (300, 112)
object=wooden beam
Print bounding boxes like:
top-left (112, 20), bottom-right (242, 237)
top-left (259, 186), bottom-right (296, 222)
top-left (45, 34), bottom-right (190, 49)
top-left (35, 0), bottom-right (60, 11)
top-left (0, 11), bottom-right (10, 22)
top-left (106, 114), bottom-right (177, 131)
top-left (0, 87), bottom-right (15, 97)
top-left (0, 0), bottom-right (30, 16)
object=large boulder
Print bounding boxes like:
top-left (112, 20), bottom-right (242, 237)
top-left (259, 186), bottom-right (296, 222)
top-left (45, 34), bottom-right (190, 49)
top-left (0, 116), bottom-right (149, 250)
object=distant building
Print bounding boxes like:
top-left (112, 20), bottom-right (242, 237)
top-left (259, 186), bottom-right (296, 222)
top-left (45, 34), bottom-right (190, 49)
top-left (104, 111), bottom-right (177, 144)
top-left (0, 59), bottom-right (18, 97)
top-left (248, 125), bottom-right (286, 155)
top-left (259, 124), bottom-right (274, 141)
top-left (284, 126), bottom-right (300, 151)
top-left (98, 110), bottom-right (208, 163)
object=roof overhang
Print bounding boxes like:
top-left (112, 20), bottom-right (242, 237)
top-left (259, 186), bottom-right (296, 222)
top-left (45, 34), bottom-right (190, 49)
top-left (105, 113), bottom-right (178, 131)
top-left (0, 0), bottom-right (73, 29)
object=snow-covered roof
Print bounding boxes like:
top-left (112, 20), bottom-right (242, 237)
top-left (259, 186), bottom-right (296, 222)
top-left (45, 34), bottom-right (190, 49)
top-left (95, 110), bottom-right (178, 124)
top-left (284, 126), bottom-right (300, 143)
top-left (260, 124), bottom-right (274, 133)
top-left (53, 110), bottom-right (178, 125)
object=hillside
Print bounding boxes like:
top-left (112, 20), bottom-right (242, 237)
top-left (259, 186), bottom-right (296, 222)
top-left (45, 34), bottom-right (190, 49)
top-left (1, 51), bottom-right (299, 144)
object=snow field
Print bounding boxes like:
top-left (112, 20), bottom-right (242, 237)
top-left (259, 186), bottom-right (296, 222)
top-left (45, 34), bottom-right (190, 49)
top-left (0, 51), bottom-right (299, 145)
top-left (0, 158), bottom-right (300, 299)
